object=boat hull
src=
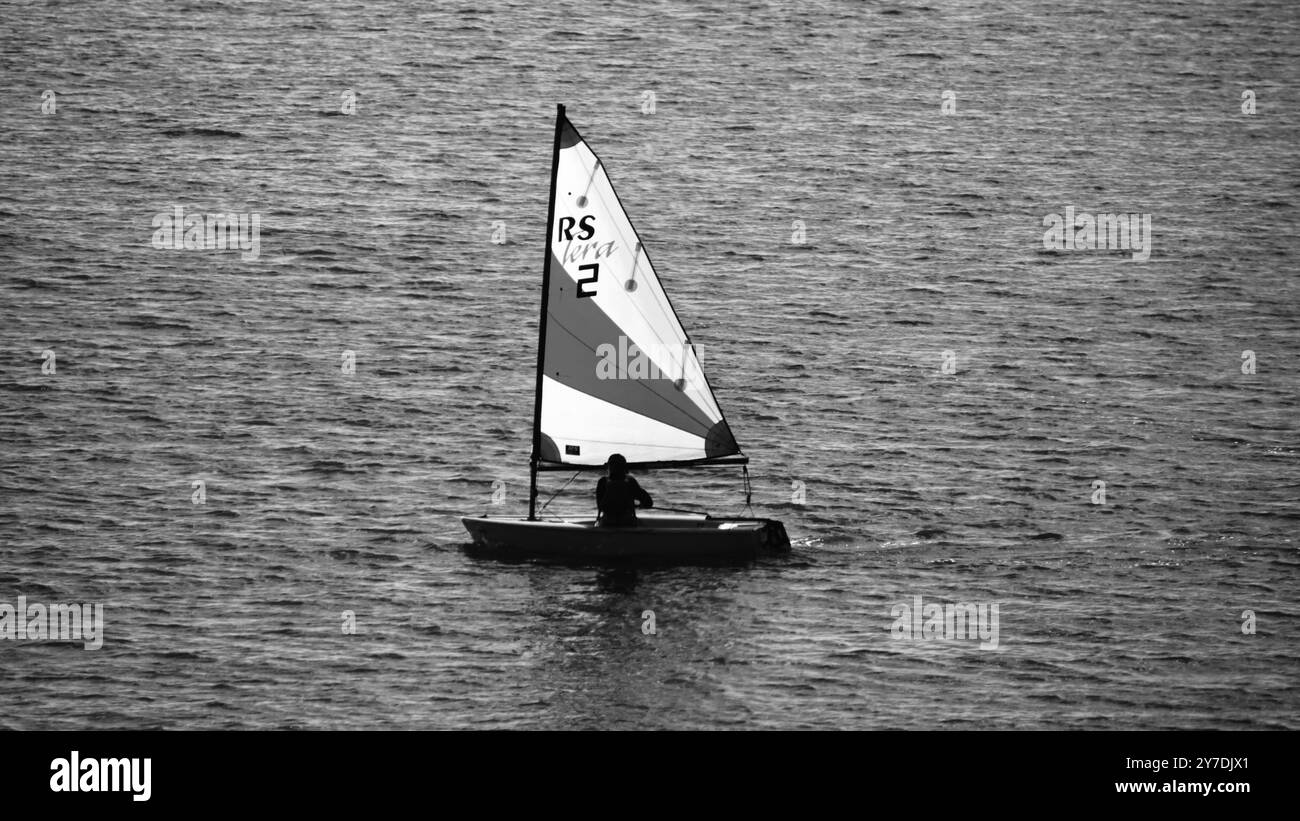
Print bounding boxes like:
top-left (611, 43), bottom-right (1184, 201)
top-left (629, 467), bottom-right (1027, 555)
top-left (460, 511), bottom-right (790, 562)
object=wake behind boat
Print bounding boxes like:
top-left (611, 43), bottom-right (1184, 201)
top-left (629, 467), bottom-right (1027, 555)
top-left (461, 105), bottom-right (789, 561)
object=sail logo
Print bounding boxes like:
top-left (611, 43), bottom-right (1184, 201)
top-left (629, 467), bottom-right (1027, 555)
top-left (50, 751), bottom-right (151, 801)
top-left (1042, 206), bottom-right (1151, 261)
top-left (0, 596), bottom-right (104, 650)
top-left (596, 335), bottom-right (697, 383)
top-left (557, 215), bottom-right (596, 241)
top-left (558, 214), bottom-right (619, 274)
top-left (890, 595), bottom-right (999, 650)
top-left (561, 237), bottom-right (618, 266)
top-left (151, 205), bottom-right (261, 261)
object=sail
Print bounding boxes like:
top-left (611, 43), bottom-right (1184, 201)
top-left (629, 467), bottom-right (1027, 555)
top-left (534, 110), bottom-right (743, 469)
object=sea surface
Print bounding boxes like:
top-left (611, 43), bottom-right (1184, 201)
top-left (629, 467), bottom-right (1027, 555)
top-left (1, 0), bottom-right (1298, 729)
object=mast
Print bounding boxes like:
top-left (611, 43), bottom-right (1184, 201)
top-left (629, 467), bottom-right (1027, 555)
top-left (529, 103), bottom-right (565, 520)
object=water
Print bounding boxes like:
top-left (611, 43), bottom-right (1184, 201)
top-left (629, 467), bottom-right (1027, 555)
top-left (1, 0), bottom-right (1297, 729)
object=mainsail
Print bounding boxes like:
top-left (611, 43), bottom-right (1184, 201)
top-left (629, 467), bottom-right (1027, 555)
top-left (532, 107), bottom-right (743, 470)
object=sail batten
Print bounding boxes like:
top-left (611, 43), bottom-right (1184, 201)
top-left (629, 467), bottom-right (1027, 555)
top-left (536, 109), bottom-right (742, 469)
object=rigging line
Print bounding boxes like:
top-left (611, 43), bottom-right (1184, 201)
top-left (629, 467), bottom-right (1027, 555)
top-left (653, 506), bottom-right (710, 515)
top-left (734, 465), bottom-right (754, 518)
top-left (538, 471), bottom-right (582, 515)
top-left (744, 465), bottom-right (753, 516)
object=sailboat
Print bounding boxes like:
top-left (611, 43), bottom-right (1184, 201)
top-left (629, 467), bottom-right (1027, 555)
top-left (461, 105), bottom-right (790, 560)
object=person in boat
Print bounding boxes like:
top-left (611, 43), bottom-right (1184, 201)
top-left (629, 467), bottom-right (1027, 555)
top-left (596, 453), bottom-right (653, 527)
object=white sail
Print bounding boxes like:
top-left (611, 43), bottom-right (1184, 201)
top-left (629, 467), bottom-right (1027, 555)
top-left (536, 111), bottom-right (742, 469)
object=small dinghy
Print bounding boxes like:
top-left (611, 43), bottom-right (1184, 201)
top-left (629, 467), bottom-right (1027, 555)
top-left (464, 511), bottom-right (789, 562)
top-left (461, 105), bottom-right (790, 562)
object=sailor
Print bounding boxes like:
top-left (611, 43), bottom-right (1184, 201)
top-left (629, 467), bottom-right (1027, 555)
top-left (596, 453), bottom-right (653, 527)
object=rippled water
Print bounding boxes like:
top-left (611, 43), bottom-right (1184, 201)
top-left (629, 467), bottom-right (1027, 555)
top-left (1, 0), bottom-right (1298, 729)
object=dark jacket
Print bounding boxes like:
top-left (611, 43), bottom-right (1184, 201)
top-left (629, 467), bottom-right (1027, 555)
top-left (596, 476), bottom-right (653, 526)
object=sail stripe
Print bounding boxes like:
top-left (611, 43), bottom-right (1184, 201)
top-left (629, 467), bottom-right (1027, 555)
top-left (547, 243), bottom-right (704, 395)
top-left (544, 252), bottom-right (718, 438)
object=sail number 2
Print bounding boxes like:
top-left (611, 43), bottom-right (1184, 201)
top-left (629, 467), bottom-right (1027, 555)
top-left (576, 263), bottom-right (599, 298)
